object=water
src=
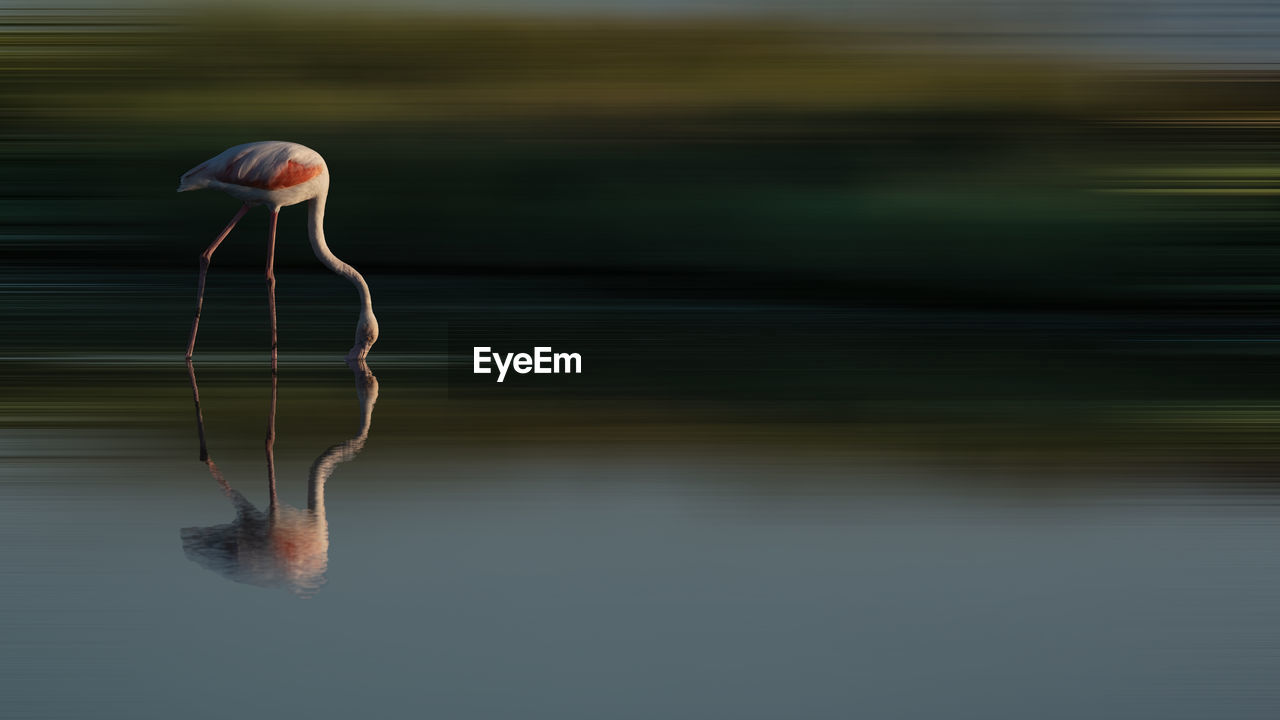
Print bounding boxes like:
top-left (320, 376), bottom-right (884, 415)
top-left (7, 273), bottom-right (1280, 718)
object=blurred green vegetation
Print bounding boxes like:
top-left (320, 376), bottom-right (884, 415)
top-left (3, 7), bottom-right (1280, 309)
top-left (3, 9), bottom-right (1115, 123)
top-left (7, 9), bottom-right (1280, 458)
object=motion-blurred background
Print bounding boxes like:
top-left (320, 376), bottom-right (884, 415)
top-left (6, 0), bottom-right (1280, 434)
top-left (8, 0), bottom-right (1280, 296)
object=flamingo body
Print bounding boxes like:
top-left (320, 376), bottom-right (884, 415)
top-left (179, 141), bottom-right (378, 364)
top-left (179, 141), bottom-right (327, 208)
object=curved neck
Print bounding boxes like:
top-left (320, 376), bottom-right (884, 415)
top-left (308, 192), bottom-right (374, 319)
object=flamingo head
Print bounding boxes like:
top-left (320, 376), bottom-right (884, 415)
top-left (348, 312), bottom-right (379, 361)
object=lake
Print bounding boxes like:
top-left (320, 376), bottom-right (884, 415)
top-left (6, 272), bottom-right (1280, 718)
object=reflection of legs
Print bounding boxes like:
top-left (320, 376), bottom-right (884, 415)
top-left (186, 359), bottom-right (232, 495)
top-left (265, 210), bottom-right (279, 373)
top-left (266, 369), bottom-right (278, 511)
top-left (186, 204), bottom-right (250, 359)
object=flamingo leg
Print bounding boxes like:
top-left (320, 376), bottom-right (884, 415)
top-left (186, 359), bottom-right (210, 463)
top-left (186, 203), bottom-right (250, 359)
top-left (265, 209), bottom-right (279, 373)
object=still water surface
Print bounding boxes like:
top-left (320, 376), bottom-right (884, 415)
top-left (6, 279), bottom-right (1280, 718)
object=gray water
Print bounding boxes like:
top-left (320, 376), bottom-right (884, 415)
top-left (7, 361), bottom-right (1280, 718)
top-left (7, 272), bottom-right (1280, 718)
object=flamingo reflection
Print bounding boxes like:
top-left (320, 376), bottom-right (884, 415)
top-left (181, 360), bottom-right (378, 595)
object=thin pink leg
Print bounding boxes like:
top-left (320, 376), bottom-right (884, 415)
top-left (186, 358), bottom-right (210, 462)
top-left (187, 204), bottom-right (250, 359)
top-left (266, 209), bottom-right (279, 373)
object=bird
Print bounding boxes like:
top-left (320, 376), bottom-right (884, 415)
top-left (178, 141), bottom-right (378, 369)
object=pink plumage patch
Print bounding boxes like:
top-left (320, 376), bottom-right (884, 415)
top-left (266, 160), bottom-right (323, 190)
top-left (215, 157), bottom-right (322, 190)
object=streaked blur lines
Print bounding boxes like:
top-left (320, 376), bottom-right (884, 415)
top-left (1104, 166), bottom-right (1280, 195)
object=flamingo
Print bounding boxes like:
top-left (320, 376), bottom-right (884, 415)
top-left (178, 141), bottom-right (378, 369)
